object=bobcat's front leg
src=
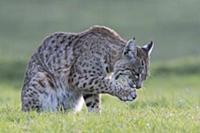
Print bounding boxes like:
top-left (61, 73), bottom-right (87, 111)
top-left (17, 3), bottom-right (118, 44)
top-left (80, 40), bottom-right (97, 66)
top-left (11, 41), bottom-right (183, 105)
top-left (69, 73), bottom-right (137, 101)
top-left (83, 94), bottom-right (101, 112)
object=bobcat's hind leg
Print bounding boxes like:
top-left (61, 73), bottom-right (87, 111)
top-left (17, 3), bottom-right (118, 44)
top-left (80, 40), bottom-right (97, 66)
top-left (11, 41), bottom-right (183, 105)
top-left (21, 72), bottom-right (57, 112)
top-left (21, 86), bottom-right (41, 112)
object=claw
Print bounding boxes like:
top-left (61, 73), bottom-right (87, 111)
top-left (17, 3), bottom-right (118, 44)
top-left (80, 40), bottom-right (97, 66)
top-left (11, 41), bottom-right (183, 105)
top-left (127, 95), bottom-right (133, 100)
top-left (130, 91), bottom-right (137, 99)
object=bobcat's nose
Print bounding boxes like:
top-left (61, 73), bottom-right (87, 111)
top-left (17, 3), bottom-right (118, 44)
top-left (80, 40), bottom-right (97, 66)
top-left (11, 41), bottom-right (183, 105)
top-left (136, 85), bottom-right (141, 89)
top-left (136, 82), bottom-right (143, 89)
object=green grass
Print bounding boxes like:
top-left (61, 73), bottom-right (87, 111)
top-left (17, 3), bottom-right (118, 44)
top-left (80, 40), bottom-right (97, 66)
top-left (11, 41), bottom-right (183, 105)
top-left (0, 75), bottom-right (199, 133)
top-left (0, 0), bottom-right (200, 132)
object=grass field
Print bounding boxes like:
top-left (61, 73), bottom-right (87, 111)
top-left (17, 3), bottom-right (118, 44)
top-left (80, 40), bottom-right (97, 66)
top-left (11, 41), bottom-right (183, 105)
top-left (0, 73), bottom-right (199, 133)
top-left (0, 0), bottom-right (200, 133)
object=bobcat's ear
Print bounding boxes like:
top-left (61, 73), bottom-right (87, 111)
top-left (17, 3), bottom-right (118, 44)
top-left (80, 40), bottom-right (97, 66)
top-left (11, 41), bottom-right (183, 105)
top-left (142, 41), bottom-right (154, 56)
top-left (123, 37), bottom-right (137, 62)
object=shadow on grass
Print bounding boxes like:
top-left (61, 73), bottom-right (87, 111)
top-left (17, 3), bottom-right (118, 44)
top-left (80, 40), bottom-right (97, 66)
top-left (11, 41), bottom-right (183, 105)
top-left (130, 97), bottom-right (169, 109)
top-left (130, 97), bottom-right (193, 109)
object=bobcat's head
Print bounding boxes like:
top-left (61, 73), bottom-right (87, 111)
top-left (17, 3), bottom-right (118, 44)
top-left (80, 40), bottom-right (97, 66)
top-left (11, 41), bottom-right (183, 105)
top-left (114, 37), bottom-right (154, 89)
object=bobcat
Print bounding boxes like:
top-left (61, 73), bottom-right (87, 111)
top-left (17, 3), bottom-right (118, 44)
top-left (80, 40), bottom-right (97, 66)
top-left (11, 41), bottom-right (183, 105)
top-left (21, 25), bottom-right (154, 112)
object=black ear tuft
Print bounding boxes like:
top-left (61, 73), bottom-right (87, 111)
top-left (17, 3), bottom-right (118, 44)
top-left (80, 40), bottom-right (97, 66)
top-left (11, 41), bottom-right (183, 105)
top-left (132, 36), bottom-right (135, 41)
top-left (142, 41), bottom-right (154, 56)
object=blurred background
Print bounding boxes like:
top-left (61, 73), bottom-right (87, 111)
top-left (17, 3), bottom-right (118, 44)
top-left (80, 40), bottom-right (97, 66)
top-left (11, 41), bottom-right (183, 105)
top-left (0, 0), bottom-right (200, 88)
top-left (0, 1), bottom-right (199, 131)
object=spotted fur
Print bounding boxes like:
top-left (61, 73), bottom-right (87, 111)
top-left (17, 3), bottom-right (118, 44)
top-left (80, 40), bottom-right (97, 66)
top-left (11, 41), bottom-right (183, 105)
top-left (21, 25), bottom-right (154, 112)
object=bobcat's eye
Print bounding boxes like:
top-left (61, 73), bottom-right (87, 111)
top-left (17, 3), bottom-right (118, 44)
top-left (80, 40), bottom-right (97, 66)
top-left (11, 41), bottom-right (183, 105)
top-left (135, 74), bottom-right (139, 79)
top-left (141, 60), bottom-right (145, 66)
top-left (138, 66), bottom-right (145, 73)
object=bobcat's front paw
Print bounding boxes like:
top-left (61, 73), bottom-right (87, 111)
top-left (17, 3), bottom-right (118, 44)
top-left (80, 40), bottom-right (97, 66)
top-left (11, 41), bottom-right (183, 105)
top-left (117, 88), bottom-right (137, 101)
top-left (114, 76), bottom-right (137, 101)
